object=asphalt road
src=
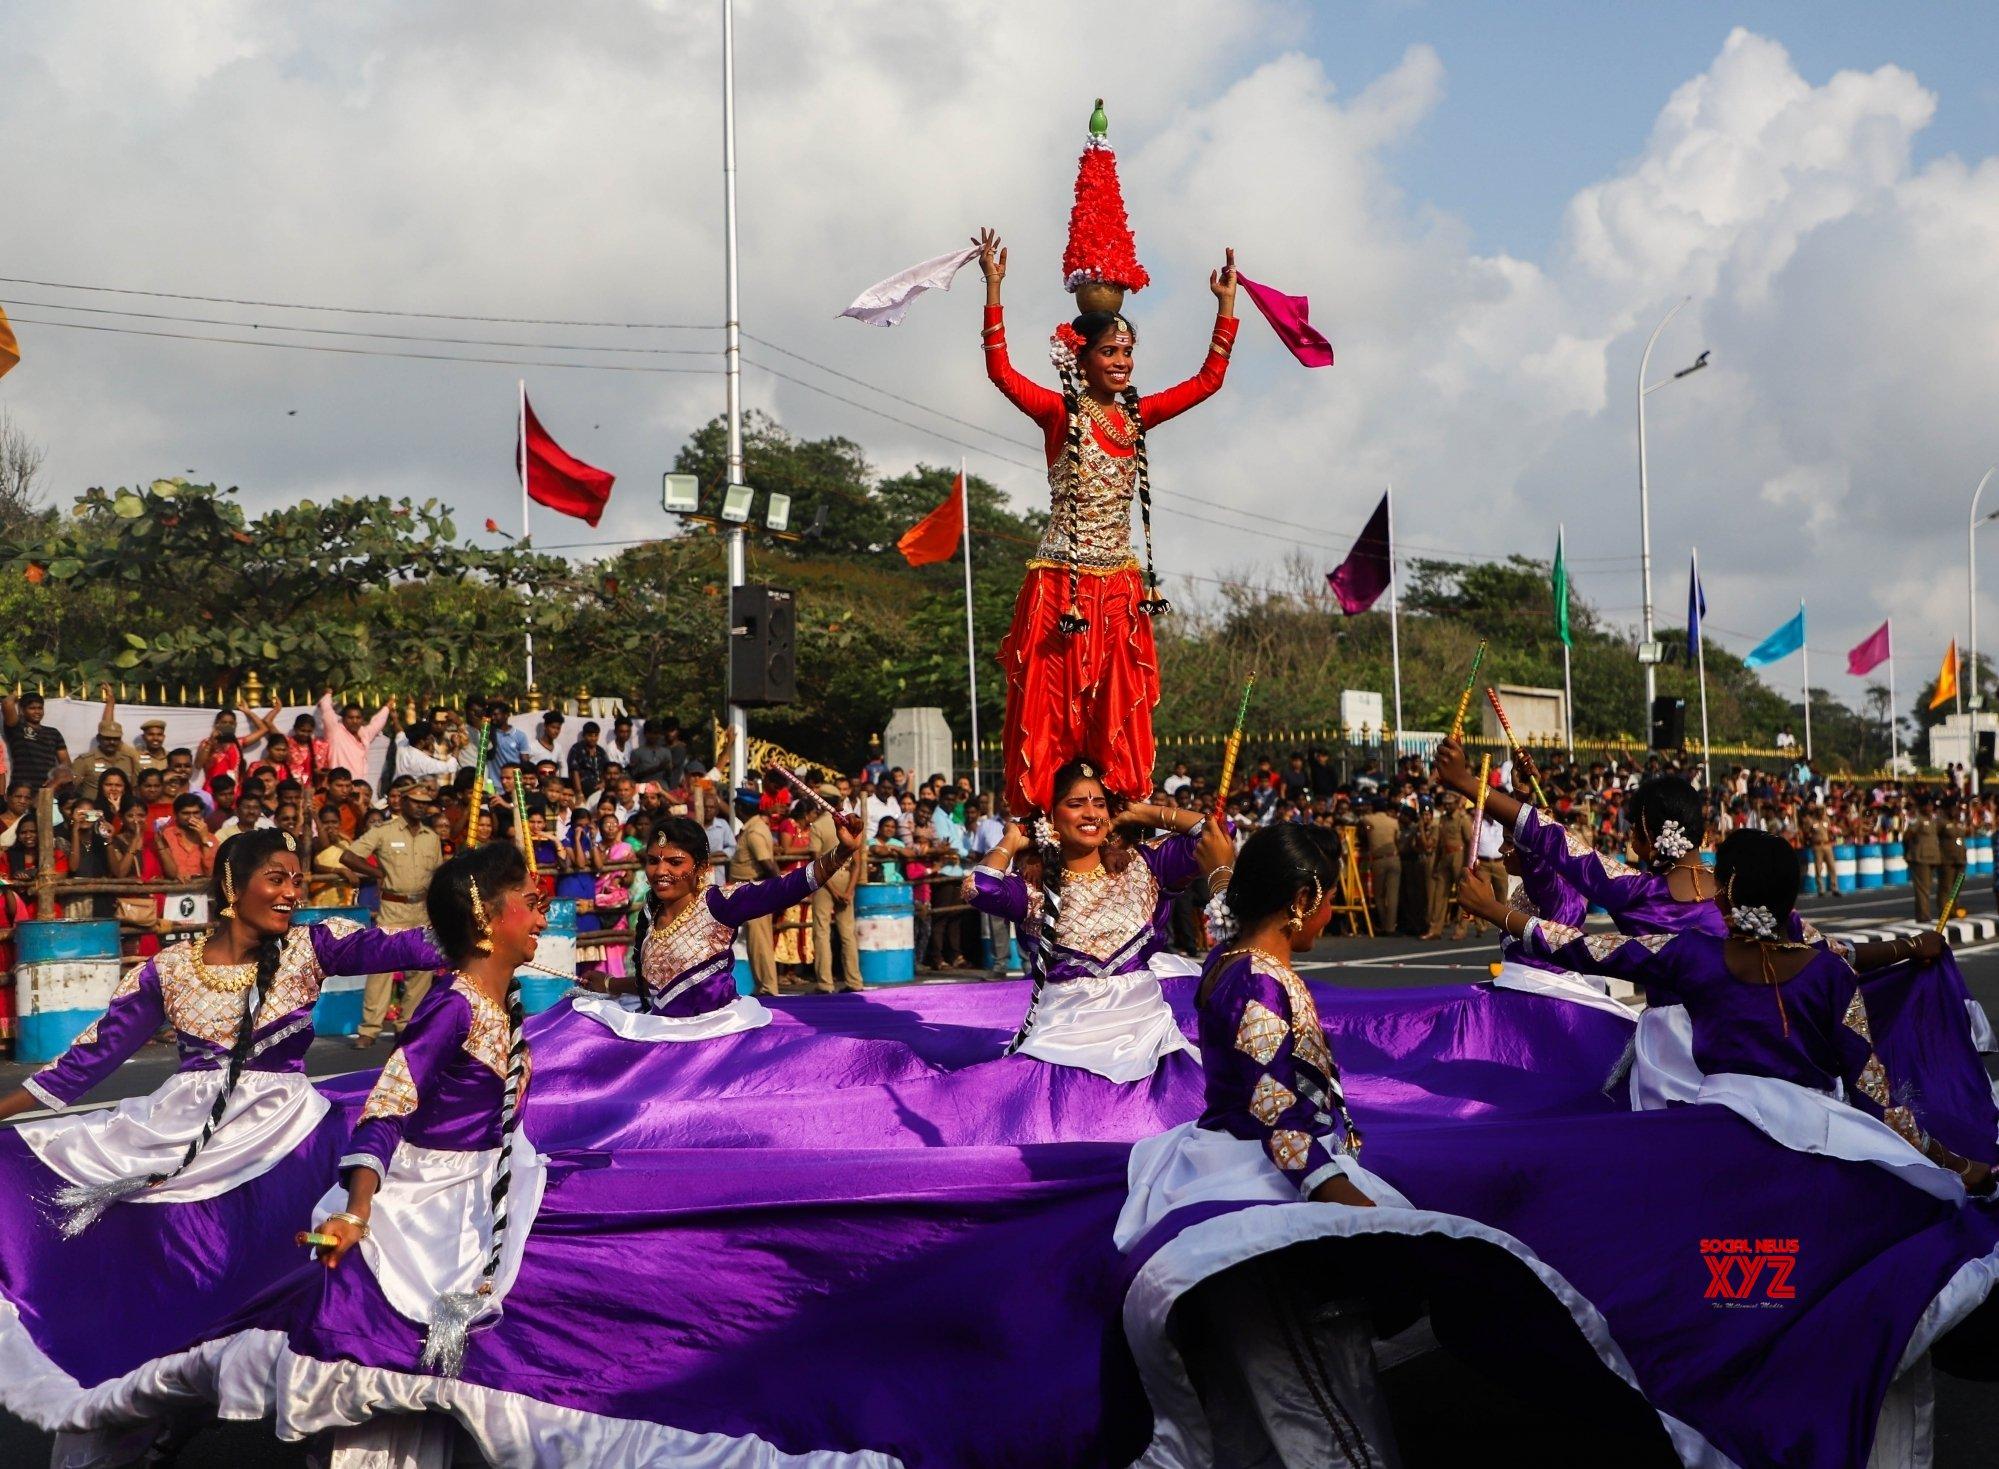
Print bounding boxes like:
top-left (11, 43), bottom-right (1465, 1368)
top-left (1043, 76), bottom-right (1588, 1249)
top-left (4, 886), bottom-right (1996, 1466)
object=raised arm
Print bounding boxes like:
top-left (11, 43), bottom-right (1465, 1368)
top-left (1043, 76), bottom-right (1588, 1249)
top-left (963, 820), bottom-right (1031, 923)
top-left (1132, 251), bottom-right (1239, 431)
top-left (975, 228), bottom-right (1064, 431)
top-left (307, 916), bottom-right (444, 977)
top-left (707, 863), bottom-right (822, 927)
top-left (1460, 869), bottom-right (1684, 995)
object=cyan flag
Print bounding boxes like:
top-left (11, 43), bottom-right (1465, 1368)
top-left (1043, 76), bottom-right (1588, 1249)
top-left (1742, 604), bottom-right (1806, 669)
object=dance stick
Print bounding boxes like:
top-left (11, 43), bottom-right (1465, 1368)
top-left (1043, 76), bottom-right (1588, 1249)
top-left (297, 1231), bottom-right (339, 1250)
top-left (1484, 687), bottom-right (1549, 807)
top-left (1466, 753), bottom-right (1492, 877)
top-left (766, 761), bottom-right (868, 889)
top-left (1448, 641), bottom-right (1488, 742)
top-left (1938, 870), bottom-right (1966, 935)
top-left (510, 769), bottom-right (538, 880)
top-left (1213, 672), bottom-right (1257, 821)
top-left (466, 722), bottom-right (491, 825)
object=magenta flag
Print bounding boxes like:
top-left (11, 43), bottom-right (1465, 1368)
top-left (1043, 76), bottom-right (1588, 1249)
top-left (1327, 492), bottom-right (1392, 615)
top-left (1847, 620), bottom-right (1892, 676)
top-left (1237, 274), bottom-right (1334, 368)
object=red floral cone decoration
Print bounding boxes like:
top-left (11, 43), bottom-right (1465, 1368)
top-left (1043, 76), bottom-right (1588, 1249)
top-left (1062, 100), bottom-right (1149, 296)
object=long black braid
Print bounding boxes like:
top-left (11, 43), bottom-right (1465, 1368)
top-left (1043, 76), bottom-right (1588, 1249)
top-left (628, 885), bottom-right (664, 1013)
top-left (1054, 354), bottom-right (1090, 636)
top-left (1005, 758), bottom-right (1103, 1054)
top-left (52, 829), bottom-right (294, 1236)
top-left (1120, 383), bottom-right (1168, 616)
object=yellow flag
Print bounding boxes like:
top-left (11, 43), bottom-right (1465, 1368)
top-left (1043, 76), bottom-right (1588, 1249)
top-left (0, 305), bottom-right (17, 379)
top-left (1930, 639), bottom-right (1959, 710)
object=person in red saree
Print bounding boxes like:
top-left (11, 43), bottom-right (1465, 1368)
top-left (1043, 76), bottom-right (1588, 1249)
top-left (975, 225), bottom-right (1237, 817)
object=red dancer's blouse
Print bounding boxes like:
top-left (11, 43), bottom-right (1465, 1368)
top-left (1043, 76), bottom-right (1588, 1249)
top-left (982, 305), bottom-right (1236, 814)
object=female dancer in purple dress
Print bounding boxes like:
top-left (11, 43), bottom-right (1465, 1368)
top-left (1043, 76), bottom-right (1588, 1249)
top-left (565, 814), bottom-right (861, 1043)
top-left (0, 829), bottom-right (442, 1434)
top-left (1460, 829), bottom-right (1998, 1198)
top-left (1118, 821), bottom-right (1407, 1468)
top-left (965, 757), bottom-right (1233, 1081)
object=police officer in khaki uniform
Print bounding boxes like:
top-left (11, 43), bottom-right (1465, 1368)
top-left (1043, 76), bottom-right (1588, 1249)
top-left (341, 781), bottom-right (444, 1046)
top-left (1360, 799), bottom-right (1402, 936)
top-left (727, 788), bottom-right (782, 997)
top-left (1398, 806), bottom-right (1433, 938)
top-left (1938, 799), bottom-right (1968, 925)
top-left (1428, 794), bottom-right (1474, 940)
top-left (1905, 797), bottom-right (1942, 923)
top-left (1801, 805), bottom-right (1836, 897)
top-left (809, 783), bottom-right (863, 993)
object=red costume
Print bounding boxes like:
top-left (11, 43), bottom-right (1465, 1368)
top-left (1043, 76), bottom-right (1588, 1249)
top-left (984, 306), bottom-right (1237, 814)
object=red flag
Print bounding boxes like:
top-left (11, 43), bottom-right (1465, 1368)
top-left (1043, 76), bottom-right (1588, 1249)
top-left (518, 393), bottom-right (614, 527)
top-left (897, 472), bottom-right (965, 567)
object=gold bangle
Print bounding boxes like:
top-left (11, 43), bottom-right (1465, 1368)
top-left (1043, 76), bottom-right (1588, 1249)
top-left (330, 1211), bottom-right (370, 1235)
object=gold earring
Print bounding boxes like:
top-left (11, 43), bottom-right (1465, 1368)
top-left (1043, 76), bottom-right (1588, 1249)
top-left (469, 881), bottom-right (494, 954)
top-left (1285, 908), bottom-right (1305, 932)
top-left (220, 866), bottom-right (238, 919)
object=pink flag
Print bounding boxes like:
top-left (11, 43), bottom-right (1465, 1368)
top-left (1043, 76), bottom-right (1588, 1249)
top-left (1847, 620), bottom-right (1891, 676)
top-left (1327, 492), bottom-right (1391, 614)
top-left (1237, 274), bottom-right (1334, 368)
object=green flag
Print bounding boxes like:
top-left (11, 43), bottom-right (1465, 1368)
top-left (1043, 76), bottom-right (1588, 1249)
top-left (1552, 527), bottom-right (1571, 647)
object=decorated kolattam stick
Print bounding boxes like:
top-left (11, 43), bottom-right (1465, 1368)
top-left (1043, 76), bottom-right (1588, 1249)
top-left (1485, 686), bottom-right (1549, 807)
top-left (1449, 642), bottom-right (1487, 742)
top-left (1466, 752), bottom-right (1492, 877)
top-left (466, 720), bottom-right (491, 828)
top-left (1213, 672), bottom-right (1256, 821)
top-left (1938, 870), bottom-right (1966, 935)
top-left (509, 769), bottom-right (538, 880)
top-left (766, 762), bottom-right (839, 821)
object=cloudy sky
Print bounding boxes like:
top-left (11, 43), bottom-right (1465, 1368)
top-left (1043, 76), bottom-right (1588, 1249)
top-left (5, 1), bottom-right (1998, 710)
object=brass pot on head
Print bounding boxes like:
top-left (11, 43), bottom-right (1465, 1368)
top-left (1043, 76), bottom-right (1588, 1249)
top-left (1073, 280), bottom-right (1125, 315)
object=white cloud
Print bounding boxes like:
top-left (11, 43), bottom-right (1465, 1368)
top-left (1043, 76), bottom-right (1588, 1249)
top-left (2, 9), bottom-right (1995, 713)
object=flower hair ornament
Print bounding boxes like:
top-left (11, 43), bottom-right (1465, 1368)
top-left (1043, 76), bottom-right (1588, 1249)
top-left (1726, 903), bottom-right (1783, 941)
top-left (1048, 323), bottom-right (1085, 371)
top-left (1032, 815), bottom-right (1056, 847)
top-left (1652, 818), bottom-right (1695, 861)
top-left (468, 880), bottom-right (495, 955)
top-left (1204, 887), bottom-right (1238, 943)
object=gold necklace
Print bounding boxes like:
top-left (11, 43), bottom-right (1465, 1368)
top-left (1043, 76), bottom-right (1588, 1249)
top-left (190, 935), bottom-right (258, 994)
top-left (1221, 942), bottom-right (1298, 977)
top-left (1063, 860), bottom-right (1111, 882)
top-left (1079, 396), bottom-right (1135, 447)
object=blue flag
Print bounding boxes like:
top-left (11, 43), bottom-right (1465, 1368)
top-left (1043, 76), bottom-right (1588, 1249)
top-left (1686, 555), bottom-right (1706, 659)
top-left (1742, 604), bottom-right (1806, 669)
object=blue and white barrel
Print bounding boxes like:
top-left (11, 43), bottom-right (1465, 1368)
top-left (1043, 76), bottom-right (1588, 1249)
top-left (1833, 844), bottom-right (1858, 894)
top-left (292, 907), bottom-right (374, 1037)
top-left (519, 898), bottom-right (577, 1014)
top-left (15, 920), bottom-right (123, 1065)
top-left (1884, 842), bottom-right (1908, 888)
top-left (1857, 844), bottom-right (1884, 890)
top-left (855, 883), bottom-right (916, 986)
top-left (1797, 848), bottom-right (1820, 896)
top-left (1971, 835), bottom-right (1994, 879)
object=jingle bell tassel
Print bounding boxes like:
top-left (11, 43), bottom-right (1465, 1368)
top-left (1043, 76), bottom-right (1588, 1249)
top-left (1138, 592), bottom-right (1171, 617)
top-left (419, 1289), bottom-right (492, 1379)
top-left (1057, 608), bottom-right (1090, 636)
top-left (48, 1173), bottom-right (155, 1238)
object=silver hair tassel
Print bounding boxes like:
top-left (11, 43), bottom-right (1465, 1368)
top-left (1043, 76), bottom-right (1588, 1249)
top-left (419, 1289), bottom-right (490, 1379)
top-left (1601, 1033), bottom-right (1637, 1100)
top-left (47, 1173), bottom-right (155, 1238)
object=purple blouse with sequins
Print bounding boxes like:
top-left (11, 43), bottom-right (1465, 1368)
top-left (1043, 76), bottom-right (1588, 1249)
top-left (637, 865), bottom-right (821, 1016)
top-left (23, 921), bottom-right (444, 1112)
top-left (1520, 923), bottom-right (1918, 1138)
top-left (1501, 859), bottom-right (1589, 974)
top-left (341, 977), bottom-right (524, 1180)
top-left (964, 836), bottom-right (1201, 983)
top-left (1195, 948), bottom-right (1359, 1199)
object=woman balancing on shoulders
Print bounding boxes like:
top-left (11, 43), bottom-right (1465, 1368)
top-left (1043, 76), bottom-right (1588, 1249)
top-left (1458, 829), bottom-right (1997, 1198)
top-left (563, 812), bottom-right (862, 1043)
top-left (965, 757), bottom-right (1233, 1080)
top-left (0, 829), bottom-right (443, 1437)
top-left (975, 102), bottom-right (1238, 819)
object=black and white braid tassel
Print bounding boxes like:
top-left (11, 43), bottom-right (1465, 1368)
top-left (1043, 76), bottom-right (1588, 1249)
top-left (421, 980), bottom-right (528, 1378)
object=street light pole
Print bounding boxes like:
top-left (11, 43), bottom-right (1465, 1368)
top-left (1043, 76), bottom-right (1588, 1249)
top-left (721, 0), bottom-right (748, 791)
top-left (1636, 297), bottom-right (1704, 742)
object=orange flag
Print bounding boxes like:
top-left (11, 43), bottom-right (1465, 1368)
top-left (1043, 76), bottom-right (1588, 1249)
top-left (896, 471), bottom-right (965, 567)
top-left (1931, 639), bottom-right (1960, 710)
top-left (0, 305), bottom-right (18, 379)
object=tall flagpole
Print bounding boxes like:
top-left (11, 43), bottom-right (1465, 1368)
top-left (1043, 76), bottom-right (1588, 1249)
top-left (1386, 483), bottom-right (1403, 756)
top-left (1888, 617), bottom-right (1900, 773)
top-left (1559, 522), bottom-right (1574, 756)
top-left (959, 458), bottom-right (981, 793)
top-left (721, 0), bottom-right (748, 791)
top-left (519, 378), bottom-right (535, 697)
top-left (1693, 546), bottom-right (1711, 793)
top-left (1800, 602), bottom-right (1812, 763)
